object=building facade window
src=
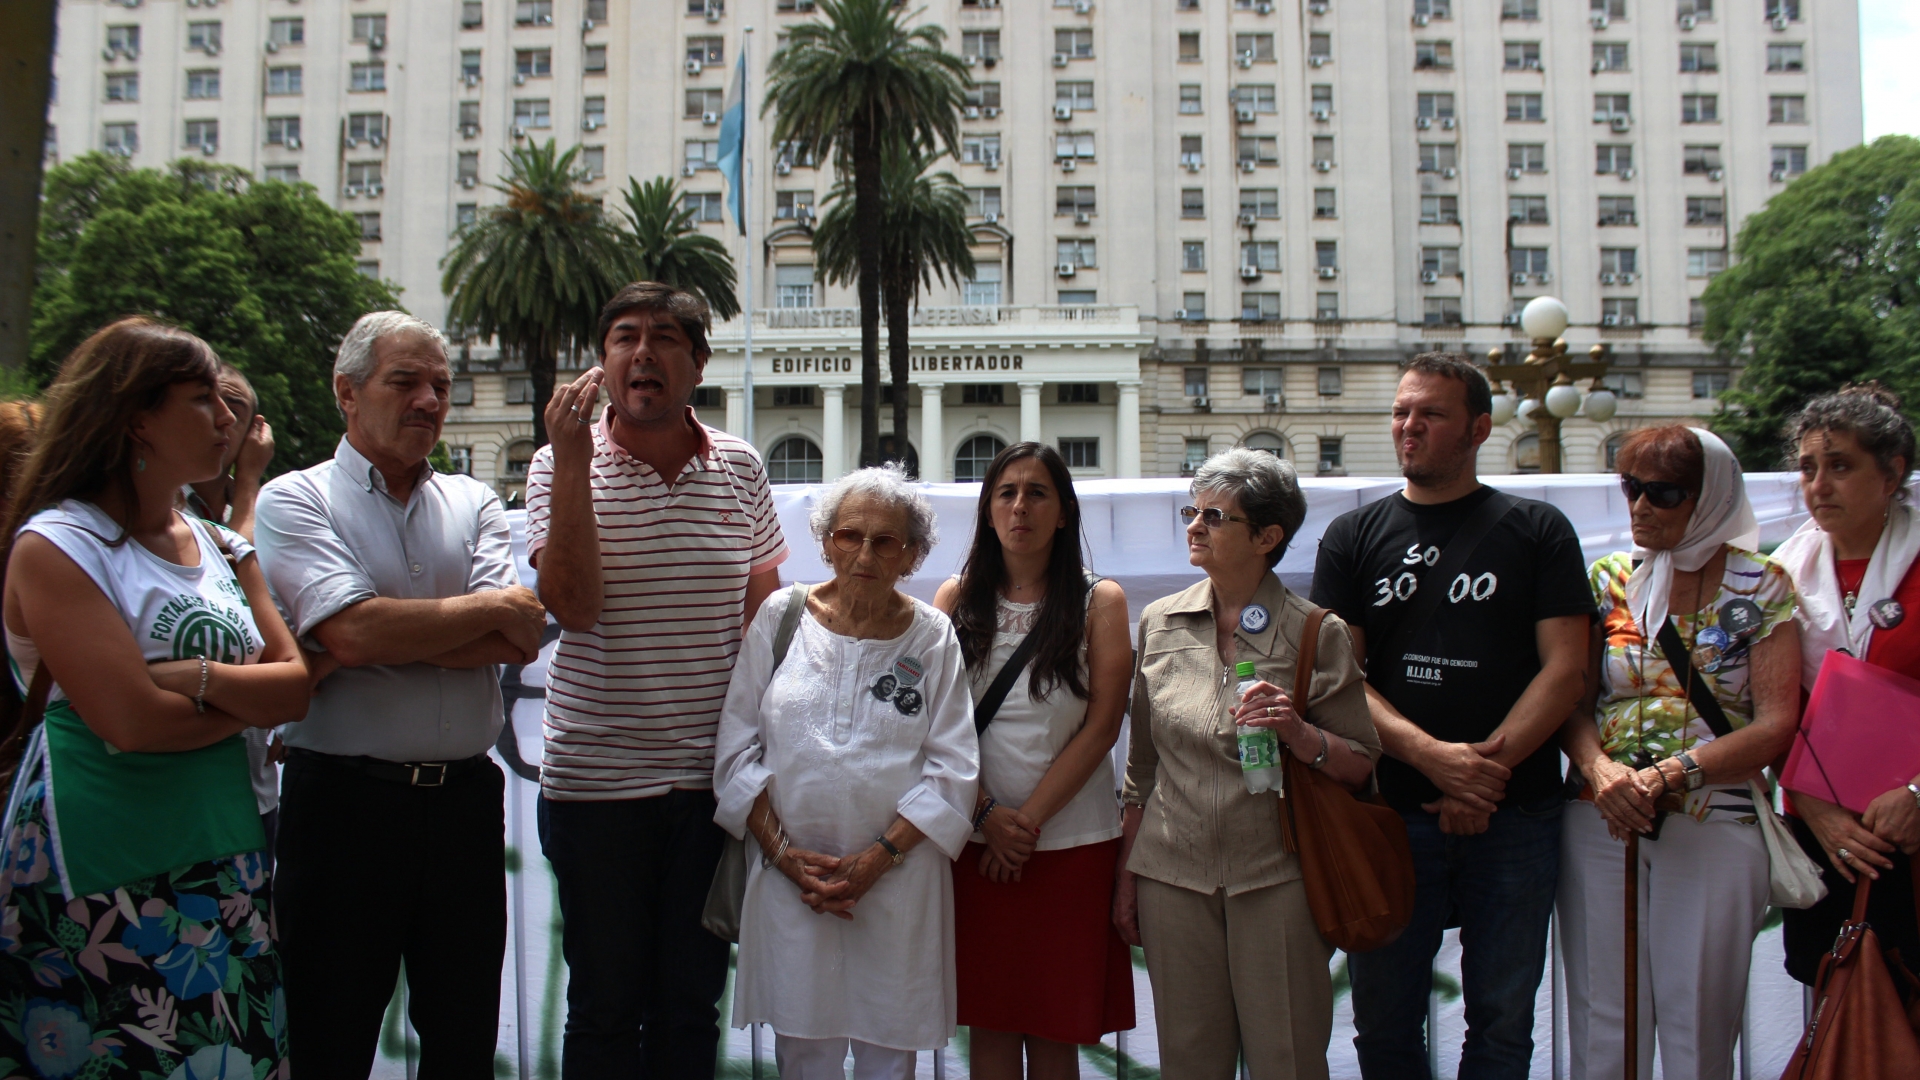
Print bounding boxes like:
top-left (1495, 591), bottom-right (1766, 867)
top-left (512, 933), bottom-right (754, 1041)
top-left (1057, 438), bottom-right (1100, 469)
top-left (1681, 94), bottom-right (1719, 123)
top-left (1507, 93), bottom-right (1544, 121)
top-left (351, 63), bottom-right (387, 92)
top-left (1318, 437), bottom-right (1344, 474)
top-left (185, 70), bottom-right (220, 100)
top-left (964, 264), bottom-right (1002, 305)
top-left (1509, 195), bottom-right (1548, 224)
top-left (1769, 95), bottom-right (1807, 124)
top-left (1241, 293), bottom-right (1281, 321)
top-left (1597, 196), bottom-right (1636, 225)
top-left (1692, 372), bottom-right (1732, 398)
top-left (767, 438), bottom-right (824, 484)
top-left (1688, 249), bottom-right (1728, 277)
top-left (955, 436), bottom-right (1008, 483)
top-left (775, 264), bottom-right (815, 308)
top-left (1318, 367), bottom-right (1344, 396)
top-left (1686, 196), bottom-right (1726, 225)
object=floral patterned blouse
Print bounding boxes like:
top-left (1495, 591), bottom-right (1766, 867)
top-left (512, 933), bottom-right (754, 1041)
top-left (1590, 546), bottom-right (1797, 821)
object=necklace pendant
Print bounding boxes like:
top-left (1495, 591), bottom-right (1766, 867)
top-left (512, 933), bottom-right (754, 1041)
top-left (1844, 590), bottom-right (1858, 616)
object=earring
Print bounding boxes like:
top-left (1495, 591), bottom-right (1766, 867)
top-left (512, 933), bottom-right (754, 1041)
top-left (136, 457), bottom-right (146, 473)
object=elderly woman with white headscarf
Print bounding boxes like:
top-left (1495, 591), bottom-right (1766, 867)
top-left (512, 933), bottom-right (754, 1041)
top-left (1556, 425), bottom-right (1800, 1080)
top-left (713, 464), bottom-right (979, 1080)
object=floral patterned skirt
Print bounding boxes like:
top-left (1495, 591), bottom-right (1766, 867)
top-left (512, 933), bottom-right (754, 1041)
top-left (0, 780), bottom-right (285, 1080)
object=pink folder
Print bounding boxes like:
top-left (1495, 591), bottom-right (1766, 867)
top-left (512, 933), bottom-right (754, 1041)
top-left (1782, 649), bottom-right (1920, 815)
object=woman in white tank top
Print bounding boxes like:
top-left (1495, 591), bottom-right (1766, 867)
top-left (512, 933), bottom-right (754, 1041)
top-left (933, 443), bottom-right (1136, 1079)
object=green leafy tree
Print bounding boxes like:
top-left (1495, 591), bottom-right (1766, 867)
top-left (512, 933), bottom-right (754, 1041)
top-left (619, 176), bottom-right (740, 321)
top-left (28, 153), bottom-right (398, 469)
top-left (441, 140), bottom-right (632, 448)
top-left (1705, 135), bottom-right (1920, 467)
top-left (814, 142), bottom-right (975, 464)
top-left (764, 0), bottom-right (970, 467)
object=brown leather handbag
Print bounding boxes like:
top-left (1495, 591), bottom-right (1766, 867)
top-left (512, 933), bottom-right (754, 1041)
top-left (1781, 863), bottom-right (1920, 1079)
top-left (1277, 607), bottom-right (1416, 953)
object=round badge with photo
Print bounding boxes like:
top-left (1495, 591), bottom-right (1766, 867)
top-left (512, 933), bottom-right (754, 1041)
top-left (1239, 604), bottom-right (1271, 635)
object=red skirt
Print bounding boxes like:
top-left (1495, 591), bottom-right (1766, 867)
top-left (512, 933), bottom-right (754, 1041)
top-left (953, 837), bottom-right (1137, 1044)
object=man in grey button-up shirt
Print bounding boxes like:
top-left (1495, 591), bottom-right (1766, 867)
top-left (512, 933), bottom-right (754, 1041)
top-left (256, 311), bottom-right (546, 1077)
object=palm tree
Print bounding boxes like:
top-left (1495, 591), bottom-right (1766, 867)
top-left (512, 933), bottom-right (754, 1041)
top-left (620, 176), bottom-right (740, 321)
top-left (441, 140), bottom-right (631, 447)
top-left (814, 142), bottom-right (975, 468)
top-left (764, 0), bottom-right (971, 467)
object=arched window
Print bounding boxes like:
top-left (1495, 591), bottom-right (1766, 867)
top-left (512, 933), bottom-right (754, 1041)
top-left (1513, 433), bottom-right (1541, 474)
top-left (1604, 431), bottom-right (1627, 471)
top-left (503, 439), bottom-right (536, 479)
top-left (767, 436), bottom-right (824, 484)
top-left (953, 434), bottom-right (1007, 483)
top-left (876, 434), bottom-right (919, 479)
top-left (1242, 431), bottom-right (1289, 459)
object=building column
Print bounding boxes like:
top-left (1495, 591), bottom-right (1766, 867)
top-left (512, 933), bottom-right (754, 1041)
top-left (919, 383), bottom-right (946, 482)
top-left (1117, 380), bottom-right (1142, 479)
top-left (725, 387), bottom-right (747, 439)
top-left (1018, 381), bottom-right (1044, 443)
top-left (821, 383), bottom-right (846, 479)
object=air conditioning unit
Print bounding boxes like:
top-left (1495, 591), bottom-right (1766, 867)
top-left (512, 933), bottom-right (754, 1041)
top-left (459, 176), bottom-right (477, 188)
top-left (1317, 266), bottom-right (1337, 279)
top-left (583, 18), bottom-right (596, 30)
top-left (1413, 14), bottom-right (1430, 27)
top-left (1240, 159), bottom-right (1259, 173)
top-left (368, 183), bottom-right (383, 196)
top-left (1511, 272), bottom-right (1529, 285)
top-left (1442, 166), bottom-right (1457, 179)
top-left (1601, 272), bottom-right (1617, 285)
top-left (1421, 270), bottom-right (1439, 284)
top-left (1310, 56), bottom-right (1327, 68)
top-left (1314, 159), bottom-right (1333, 172)
top-left (1708, 168), bottom-right (1724, 181)
top-left (1591, 13), bottom-right (1610, 29)
top-left (686, 59), bottom-right (703, 75)
top-left (1311, 106), bottom-right (1331, 121)
top-left (1052, 53), bottom-right (1070, 67)
top-left (683, 163), bottom-right (698, 177)
top-left (1602, 314), bottom-right (1620, 326)
top-left (1240, 264), bottom-right (1262, 280)
top-left (1237, 212), bottom-right (1257, 227)
top-left (1237, 54), bottom-right (1255, 70)
top-left (1442, 117), bottom-right (1457, 130)
top-left (1771, 15), bottom-right (1790, 31)
top-left (204, 42), bottom-right (221, 57)
top-left (1184, 160), bottom-right (1202, 172)
top-left (1507, 167), bottom-right (1523, 180)
top-left (515, 73), bottom-right (528, 85)
top-left (1502, 313), bottom-right (1522, 326)
top-left (265, 40), bottom-right (281, 54)
top-left (1593, 60), bottom-right (1610, 73)
top-left (1264, 392), bottom-right (1283, 407)
top-left (1416, 116), bottom-right (1432, 130)
top-left (964, 106), bottom-right (980, 119)
top-left (1057, 262), bottom-right (1078, 277)
top-left (1535, 272), bottom-right (1552, 284)
top-left (1679, 14), bottom-right (1697, 30)
top-left (1620, 272), bottom-right (1637, 284)
top-left (285, 137), bottom-right (301, 150)
top-left (983, 106), bottom-right (1000, 118)
top-left (464, 73), bottom-right (481, 86)
top-left (579, 120), bottom-right (595, 132)
top-left (369, 35), bottom-right (385, 50)
top-left (1309, 2), bottom-right (1328, 13)
top-left (1525, 59), bottom-right (1542, 70)
top-left (706, 5), bottom-right (723, 22)
top-left (1256, 1), bottom-right (1274, 12)
top-left (345, 136), bottom-right (359, 148)
top-left (201, 142), bottom-right (218, 156)
top-left (1074, 0), bottom-right (1093, 12)
top-left (1619, 167), bottom-right (1636, 180)
top-left (1236, 106), bottom-right (1256, 123)
top-left (703, 111), bottom-right (720, 125)
top-left (983, 211), bottom-right (999, 224)
top-left (345, 184), bottom-right (363, 197)
top-left (102, 47), bottom-right (116, 61)
top-left (984, 156), bottom-right (1000, 171)
top-left (776, 160), bottom-right (793, 175)
top-left (1611, 116), bottom-right (1632, 133)
top-left (369, 135), bottom-right (384, 148)
top-left (1060, 158), bottom-right (1077, 172)
top-left (1193, 394), bottom-right (1210, 408)
top-left (1771, 168), bottom-right (1788, 182)
top-left (1074, 211), bottom-right (1091, 225)
top-left (1054, 104), bottom-right (1073, 121)
top-left (512, 125), bottom-right (528, 139)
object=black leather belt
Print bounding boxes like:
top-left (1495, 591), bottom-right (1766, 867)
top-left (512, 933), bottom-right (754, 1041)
top-left (290, 748), bottom-right (490, 788)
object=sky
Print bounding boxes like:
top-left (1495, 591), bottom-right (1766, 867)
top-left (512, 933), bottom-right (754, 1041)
top-left (1860, 0), bottom-right (1917, 140)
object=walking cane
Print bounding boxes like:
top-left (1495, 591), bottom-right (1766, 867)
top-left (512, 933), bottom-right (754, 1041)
top-left (1624, 830), bottom-right (1639, 1080)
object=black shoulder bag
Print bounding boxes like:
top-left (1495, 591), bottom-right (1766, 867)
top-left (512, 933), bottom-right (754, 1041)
top-left (973, 575), bottom-right (1102, 736)
top-left (1376, 491), bottom-right (1519, 691)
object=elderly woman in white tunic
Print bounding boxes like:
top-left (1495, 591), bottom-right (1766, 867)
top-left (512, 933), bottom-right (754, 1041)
top-left (714, 464), bottom-right (979, 1080)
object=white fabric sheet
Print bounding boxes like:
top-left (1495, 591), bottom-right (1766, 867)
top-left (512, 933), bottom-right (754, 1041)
top-left (712, 590), bottom-right (979, 1051)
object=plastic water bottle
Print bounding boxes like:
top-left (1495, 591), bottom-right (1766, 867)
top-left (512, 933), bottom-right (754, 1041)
top-left (1234, 660), bottom-right (1282, 795)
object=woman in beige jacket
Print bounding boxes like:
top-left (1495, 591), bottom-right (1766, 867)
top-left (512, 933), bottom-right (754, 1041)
top-left (1112, 447), bottom-right (1380, 1080)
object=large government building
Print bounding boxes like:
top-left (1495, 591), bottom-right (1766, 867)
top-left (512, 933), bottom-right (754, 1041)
top-left (47, 0), bottom-right (1862, 496)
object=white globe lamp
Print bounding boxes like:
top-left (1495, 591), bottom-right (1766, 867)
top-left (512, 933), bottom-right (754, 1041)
top-left (1490, 391), bottom-right (1520, 425)
top-left (1584, 388), bottom-right (1619, 422)
top-left (1520, 296), bottom-right (1571, 342)
top-left (1517, 397), bottom-right (1540, 420)
top-left (1544, 381), bottom-right (1584, 419)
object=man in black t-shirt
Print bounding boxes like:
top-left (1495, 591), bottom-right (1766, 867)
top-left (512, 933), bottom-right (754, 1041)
top-left (1311, 354), bottom-right (1593, 1080)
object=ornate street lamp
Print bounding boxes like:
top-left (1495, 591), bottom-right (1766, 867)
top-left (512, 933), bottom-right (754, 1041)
top-left (1485, 296), bottom-right (1614, 473)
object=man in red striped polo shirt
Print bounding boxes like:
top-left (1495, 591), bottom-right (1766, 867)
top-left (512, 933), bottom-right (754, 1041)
top-left (527, 281), bottom-right (788, 1077)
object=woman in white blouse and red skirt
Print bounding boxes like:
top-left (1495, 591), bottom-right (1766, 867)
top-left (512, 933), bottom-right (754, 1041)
top-left (934, 443), bottom-right (1136, 1079)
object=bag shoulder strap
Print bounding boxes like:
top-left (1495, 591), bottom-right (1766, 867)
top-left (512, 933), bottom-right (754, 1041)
top-left (1653, 617), bottom-right (1734, 739)
top-left (771, 582), bottom-right (810, 671)
top-left (1295, 606), bottom-right (1327, 709)
top-left (1379, 490), bottom-right (1519, 686)
top-left (0, 664), bottom-right (54, 793)
top-left (974, 575), bottom-right (1100, 737)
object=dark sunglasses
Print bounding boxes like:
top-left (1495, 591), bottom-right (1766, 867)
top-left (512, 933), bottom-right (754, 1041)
top-left (828, 528), bottom-right (907, 560)
top-left (1180, 505), bottom-right (1257, 529)
top-left (1620, 474), bottom-right (1691, 510)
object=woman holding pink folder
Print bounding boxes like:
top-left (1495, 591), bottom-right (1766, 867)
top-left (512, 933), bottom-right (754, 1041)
top-left (1774, 384), bottom-right (1920, 986)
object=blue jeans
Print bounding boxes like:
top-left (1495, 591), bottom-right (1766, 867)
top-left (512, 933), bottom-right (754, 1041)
top-left (1349, 795), bottom-right (1563, 1080)
top-left (539, 789), bottom-right (732, 1080)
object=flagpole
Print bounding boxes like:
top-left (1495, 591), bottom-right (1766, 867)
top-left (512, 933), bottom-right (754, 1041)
top-left (741, 26), bottom-right (756, 448)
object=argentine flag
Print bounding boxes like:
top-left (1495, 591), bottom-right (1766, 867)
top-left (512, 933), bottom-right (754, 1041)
top-left (716, 53), bottom-right (748, 236)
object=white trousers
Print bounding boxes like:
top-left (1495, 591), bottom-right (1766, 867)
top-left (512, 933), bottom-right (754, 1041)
top-left (1557, 799), bottom-right (1770, 1080)
top-left (774, 1034), bottom-right (916, 1080)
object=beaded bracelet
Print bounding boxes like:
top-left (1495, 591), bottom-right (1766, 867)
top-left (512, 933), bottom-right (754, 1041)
top-left (972, 796), bottom-right (998, 831)
top-left (194, 657), bottom-right (210, 714)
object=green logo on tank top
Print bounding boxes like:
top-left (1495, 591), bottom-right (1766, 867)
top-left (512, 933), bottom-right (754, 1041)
top-left (150, 594), bottom-right (253, 665)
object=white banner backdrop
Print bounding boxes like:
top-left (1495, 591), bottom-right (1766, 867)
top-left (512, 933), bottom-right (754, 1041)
top-left (374, 474), bottom-right (1816, 1079)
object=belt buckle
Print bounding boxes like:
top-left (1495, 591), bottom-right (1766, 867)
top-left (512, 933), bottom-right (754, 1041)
top-left (410, 762), bottom-right (449, 788)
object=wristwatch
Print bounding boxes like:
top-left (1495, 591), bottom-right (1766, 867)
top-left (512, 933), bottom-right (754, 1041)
top-left (1676, 751), bottom-right (1705, 792)
top-left (1906, 782), bottom-right (1920, 811)
top-left (874, 835), bottom-right (904, 866)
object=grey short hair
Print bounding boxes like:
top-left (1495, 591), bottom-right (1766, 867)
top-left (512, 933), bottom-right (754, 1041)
top-left (334, 311), bottom-right (449, 387)
top-left (1191, 447), bottom-right (1308, 568)
top-left (809, 463), bottom-right (939, 576)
